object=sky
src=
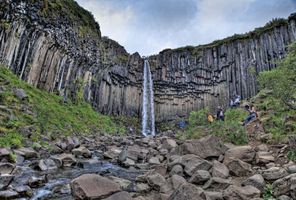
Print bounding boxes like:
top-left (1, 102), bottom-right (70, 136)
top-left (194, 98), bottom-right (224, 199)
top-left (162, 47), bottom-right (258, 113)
top-left (76, 0), bottom-right (296, 56)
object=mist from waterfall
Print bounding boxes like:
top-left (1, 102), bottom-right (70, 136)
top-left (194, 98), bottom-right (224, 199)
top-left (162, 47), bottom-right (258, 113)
top-left (142, 60), bottom-right (155, 136)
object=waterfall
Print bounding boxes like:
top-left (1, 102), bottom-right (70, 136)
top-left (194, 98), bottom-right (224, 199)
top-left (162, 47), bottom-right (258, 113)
top-left (142, 59), bottom-right (155, 136)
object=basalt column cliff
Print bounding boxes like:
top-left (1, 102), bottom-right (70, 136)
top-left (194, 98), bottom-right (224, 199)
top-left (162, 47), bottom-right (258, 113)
top-left (0, 0), bottom-right (296, 122)
top-left (0, 0), bottom-right (144, 117)
top-left (149, 15), bottom-right (296, 121)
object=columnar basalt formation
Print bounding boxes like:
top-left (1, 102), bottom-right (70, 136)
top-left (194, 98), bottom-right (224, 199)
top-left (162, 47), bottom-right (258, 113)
top-left (0, 0), bottom-right (144, 117)
top-left (149, 15), bottom-right (296, 120)
top-left (0, 0), bottom-right (296, 122)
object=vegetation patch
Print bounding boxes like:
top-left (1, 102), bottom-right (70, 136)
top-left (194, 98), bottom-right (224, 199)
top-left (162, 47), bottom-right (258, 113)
top-left (0, 65), bottom-right (126, 147)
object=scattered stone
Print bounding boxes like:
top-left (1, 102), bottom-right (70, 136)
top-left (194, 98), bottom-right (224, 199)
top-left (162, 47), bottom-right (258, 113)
top-left (108, 176), bottom-right (131, 190)
top-left (287, 165), bottom-right (296, 174)
top-left (0, 190), bottom-right (18, 199)
top-left (122, 158), bottom-right (135, 167)
top-left (0, 174), bottom-right (14, 190)
top-left (172, 154), bottom-right (211, 176)
top-left (169, 183), bottom-right (205, 200)
top-left (204, 191), bottom-right (223, 200)
top-left (223, 185), bottom-right (261, 199)
top-left (224, 146), bottom-right (255, 164)
top-left (262, 167), bottom-right (288, 181)
top-left (169, 164), bottom-right (183, 176)
top-left (0, 163), bottom-right (15, 174)
top-left (226, 158), bottom-right (252, 176)
top-left (177, 135), bottom-right (228, 159)
top-left (136, 183), bottom-right (150, 193)
top-left (241, 174), bottom-right (266, 192)
top-left (70, 174), bottom-right (121, 200)
top-left (171, 175), bottom-right (187, 190)
top-left (38, 159), bottom-right (57, 171)
top-left (161, 138), bottom-right (177, 151)
top-left (147, 173), bottom-right (166, 190)
top-left (14, 88), bottom-right (28, 100)
top-left (212, 160), bottom-right (229, 179)
top-left (72, 146), bottom-right (91, 158)
top-left (52, 153), bottom-right (76, 167)
top-left (28, 176), bottom-right (46, 188)
top-left (278, 195), bottom-right (292, 200)
top-left (272, 173), bottom-right (296, 196)
top-left (0, 148), bottom-right (11, 160)
top-left (14, 148), bottom-right (37, 159)
top-left (203, 177), bottom-right (231, 190)
top-left (189, 170), bottom-right (211, 184)
top-left (103, 146), bottom-right (122, 159)
top-left (14, 185), bottom-right (33, 197)
top-left (149, 157), bottom-right (160, 165)
top-left (103, 191), bottom-right (132, 200)
top-left (256, 151), bottom-right (275, 164)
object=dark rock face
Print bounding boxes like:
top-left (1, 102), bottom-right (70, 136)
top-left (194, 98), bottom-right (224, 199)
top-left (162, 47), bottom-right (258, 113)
top-left (0, 0), bottom-right (296, 121)
top-left (149, 15), bottom-right (296, 120)
top-left (0, 0), bottom-right (144, 118)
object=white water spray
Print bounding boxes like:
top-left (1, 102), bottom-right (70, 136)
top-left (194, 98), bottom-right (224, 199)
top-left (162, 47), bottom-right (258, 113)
top-left (141, 60), bottom-right (155, 136)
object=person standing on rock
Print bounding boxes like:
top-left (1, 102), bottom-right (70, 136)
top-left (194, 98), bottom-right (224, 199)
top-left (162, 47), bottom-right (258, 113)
top-left (216, 106), bottom-right (225, 121)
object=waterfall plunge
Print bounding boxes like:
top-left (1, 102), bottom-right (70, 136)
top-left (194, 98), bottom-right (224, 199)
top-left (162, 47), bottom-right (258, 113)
top-left (142, 60), bottom-right (155, 136)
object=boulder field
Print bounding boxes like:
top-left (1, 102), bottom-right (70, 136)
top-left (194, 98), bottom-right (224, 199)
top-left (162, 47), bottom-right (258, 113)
top-left (0, 134), bottom-right (295, 199)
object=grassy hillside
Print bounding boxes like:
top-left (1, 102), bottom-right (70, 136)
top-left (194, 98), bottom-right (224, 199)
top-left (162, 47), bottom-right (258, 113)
top-left (0, 66), bottom-right (126, 147)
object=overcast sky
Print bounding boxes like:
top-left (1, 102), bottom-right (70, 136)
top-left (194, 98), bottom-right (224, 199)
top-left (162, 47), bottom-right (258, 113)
top-left (76, 0), bottom-right (296, 56)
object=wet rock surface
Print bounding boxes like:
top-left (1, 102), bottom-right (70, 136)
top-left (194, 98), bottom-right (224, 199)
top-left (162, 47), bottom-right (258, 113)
top-left (0, 134), bottom-right (295, 199)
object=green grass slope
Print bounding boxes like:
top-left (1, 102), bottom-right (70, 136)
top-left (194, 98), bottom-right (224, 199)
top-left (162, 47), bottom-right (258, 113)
top-left (0, 66), bottom-right (125, 147)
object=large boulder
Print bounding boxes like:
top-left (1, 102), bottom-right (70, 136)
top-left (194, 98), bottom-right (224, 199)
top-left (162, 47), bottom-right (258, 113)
top-left (262, 167), bottom-right (288, 181)
top-left (161, 138), bottom-right (177, 151)
top-left (189, 170), bottom-right (211, 184)
top-left (52, 153), bottom-right (76, 167)
top-left (175, 136), bottom-right (227, 159)
top-left (0, 163), bottom-right (15, 174)
top-left (272, 173), bottom-right (296, 197)
top-left (72, 146), bottom-right (91, 158)
top-left (103, 191), bottom-right (132, 200)
top-left (224, 146), bottom-right (255, 164)
top-left (255, 151), bottom-right (274, 164)
top-left (0, 190), bottom-right (18, 199)
top-left (241, 174), bottom-right (266, 192)
top-left (14, 148), bottom-right (37, 159)
top-left (223, 185), bottom-right (261, 199)
top-left (212, 160), bottom-right (229, 179)
top-left (38, 159), bottom-right (57, 171)
top-left (170, 154), bottom-right (212, 176)
top-left (103, 146), bottom-right (122, 159)
top-left (203, 177), bottom-right (231, 190)
top-left (225, 158), bottom-right (252, 177)
top-left (0, 148), bottom-right (11, 160)
top-left (168, 183), bottom-right (205, 200)
top-left (71, 174), bottom-right (121, 199)
top-left (147, 173), bottom-right (166, 190)
top-left (0, 174), bottom-right (14, 190)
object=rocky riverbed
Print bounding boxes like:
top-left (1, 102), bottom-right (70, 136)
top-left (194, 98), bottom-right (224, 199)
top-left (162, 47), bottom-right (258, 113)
top-left (0, 133), bottom-right (296, 200)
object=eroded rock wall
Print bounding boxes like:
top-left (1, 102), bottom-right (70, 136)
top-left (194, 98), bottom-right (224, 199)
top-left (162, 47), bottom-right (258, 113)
top-left (0, 0), bottom-right (144, 117)
top-left (149, 16), bottom-right (296, 121)
top-left (0, 0), bottom-right (296, 122)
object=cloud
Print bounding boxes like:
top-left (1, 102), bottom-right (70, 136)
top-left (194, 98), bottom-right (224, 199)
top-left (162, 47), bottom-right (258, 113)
top-left (77, 0), bottom-right (296, 55)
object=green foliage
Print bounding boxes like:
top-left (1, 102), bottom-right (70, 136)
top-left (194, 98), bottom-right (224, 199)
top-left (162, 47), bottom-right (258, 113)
top-left (0, 131), bottom-right (23, 148)
top-left (258, 43), bottom-right (296, 110)
top-left (287, 149), bottom-right (296, 162)
top-left (185, 107), bottom-right (248, 145)
top-left (42, 0), bottom-right (100, 38)
top-left (0, 66), bottom-right (126, 147)
top-left (263, 184), bottom-right (275, 200)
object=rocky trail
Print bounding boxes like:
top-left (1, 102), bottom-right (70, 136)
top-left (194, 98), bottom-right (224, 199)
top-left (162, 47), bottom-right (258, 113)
top-left (0, 133), bottom-right (296, 200)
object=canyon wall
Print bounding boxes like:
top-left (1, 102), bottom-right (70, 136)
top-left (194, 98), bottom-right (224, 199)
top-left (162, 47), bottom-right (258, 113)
top-left (0, 0), bottom-right (296, 122)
